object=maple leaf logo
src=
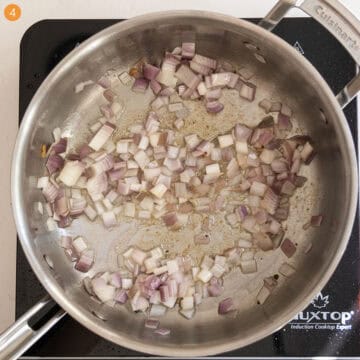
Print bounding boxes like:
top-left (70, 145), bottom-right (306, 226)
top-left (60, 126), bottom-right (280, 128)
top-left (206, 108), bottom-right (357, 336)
top-left (312, 292), bottom-right (329, 309)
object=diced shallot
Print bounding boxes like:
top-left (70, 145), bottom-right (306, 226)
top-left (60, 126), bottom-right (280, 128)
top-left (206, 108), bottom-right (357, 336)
top-left (58, 161), bottom-right (85, 187)
top-left (311, 215), bottom-right (323, 227)
top-left (89, 122), bottom-right (115, 151)
top-left (206, 101), bottom-right (224, 114)
top-left (75, 249), bottom-right (94, 273)
top-left (218, 298), bottom-right (234, 315)
top-left (279, 262), bottom-right (296, 277)
top-left (280, 238), bottom-right (296, 258)
top-left (155, 328), bottom-right (171, 336)
top-left (238, 81), bottom-right (256, 101)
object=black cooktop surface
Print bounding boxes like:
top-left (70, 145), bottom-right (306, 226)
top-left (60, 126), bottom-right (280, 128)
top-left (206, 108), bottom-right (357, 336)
top-left (18, 18), bottom-right (359, 358)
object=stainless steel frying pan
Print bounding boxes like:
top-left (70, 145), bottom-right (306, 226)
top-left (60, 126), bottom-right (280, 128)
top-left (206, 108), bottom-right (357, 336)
top-left (1, 0), bottom-right (359, 358)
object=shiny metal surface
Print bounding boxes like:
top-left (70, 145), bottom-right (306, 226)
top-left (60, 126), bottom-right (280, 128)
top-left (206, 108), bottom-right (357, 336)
top-left (5, 6), bottom-right (359, 358)
top-left (0, 296), bottom-right (65, 360)
top-left (258, 0), bottom-right (296, 31)
top-left (260, 0), bottom-right (360, 107)
top-left (298, 0), bottom-right (360, 106)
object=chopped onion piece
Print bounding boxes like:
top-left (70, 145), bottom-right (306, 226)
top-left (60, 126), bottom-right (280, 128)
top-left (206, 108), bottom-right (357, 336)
top-left (193, 54), bottom-right (217, 69)
top-left (280, 103), bottom-right (293, 117)
top-left (103, 89), bottom-right (117, 102)
top-left (99, 104), bottom-right (114, 119)
top-left (130, 248), bottom-right (147, 265)
top-left (301, 142), bottom-right (316, 164)
top-left (218, 134), bottom-right (234, 148)
top-left (194, 233), bottom-right (210, 245)
top-left (281, 180), bottom-right (296, 196)
top-left (46, 154), bottom-right (64, 175)
top-left (311, 215), bottom-right (323, 227)
top-left (72, 236), bottom-right (87, 254)
top-left (122, 278), bottom-right (133, 290)
top-left (144, 64), bottom-right (160, 80)
top-left (260, 149), bottom-right (276, 164)
top-left (279, 262), bottom-right (296, 277)
top-left (150, 183), bottom-right (168, 199)
top-left (179, 308), bottom-right (196, 320)
top-left (271, 158), bottom-right (288, 173)
top-left (37, 176), bottom-right (49, 189)
top-left (218, 297), bottom-right (234, 315)
top-left (134, 150), bottom-right (150, 169)
top-left (254, 232), bottom-right (273, 251)
top-left (150, 304), bottom-right (167, 317)
top-left (280, 238), bottom-right (296, 258)
top-left (89, 122), bottom-right (116, 151)
top-left (97, 75), bottom-right (111, 89)
top-left (190, 60), bottom-right (211, 75)
top-left (238, 67), bottom-right (254, 80)
top-left (197, 268), bottom-right (213, 283)
top-left (119, 71), bottom-right (132, 85)
top-left (58, 161), bottom-right (85, 187)
top-left (155, 328), bottom-right (170, 336)
top-left (114, 289), bottom-right (128, 304)
top-left (240, 260), bottom-right (257, 274)
top-left (131, 293), bottom-right (149, 312)
top-left (168, 102), bottom-right (183, 112)
top-left (150, 79), bottom-right (162, 95)
top-left (185, 134), bottom-right (201, 150)
top-left (102, 211), bottom-right (117, 228)
top-left (59, 236), bottom-right (73, 250)
top-left (182, 42), bottom-right (195, 59)
top-left (250, 181), bottom-right (267, 197)
top-left (156, 66), bottom-right (177, 88)
top-left (241, 250), bottom-right (254, 261)
top-left (238, 238), bottom-right (252, 249)
top-left (145, 319), bottom-right (160, 329)
top-left (69, 197), bottom-right (86, 216)
top-left (261, 188), bottom-right (279, 215)
top-left (151, 96), bottom-right (169, 110)
top-left (210, 72), bottom-right (232, 87)
top-left (124, 202), bottom-right (136, 217)
top-left (259, 99), bottom-right (272, 113)
top-left (234, 124), bottom-right (252, 141)
top-left (205, 89), bottom-right (222, 102)
top-left (226, 213), bottom-right (238, 227)
top-left (175, 65), bottom-right (200, 89)
top-left (153, 266), bottom-right (168, 276)
top-left (84, 205), bottom-right (97, 221)
top-left (180, 296), bottom-right (194, 310)
top-left (174, 118), bottom-right (185, 130)
top-left (197, 81), bottom-right (207, 96)
top-left (46, 217), bottom-right (57, 231)
top-left (278, 113), bottom-right (292, 130)
top-left (75, 249), bottom-right (94, 273)
top-left (238, 81), bottom-right (256, 102)
top-left (206, 163), bottom-right (220, 175)
top-left (132, 78), bottom-right (148, 93)
top-left (256, 285), bottom-right (271, 304)
top-left (210, 263), bottom-right (226, 278)
top-left (52, 127), bottom-right (61, 142)
top-left (42, 182), bottom-right (59, 203)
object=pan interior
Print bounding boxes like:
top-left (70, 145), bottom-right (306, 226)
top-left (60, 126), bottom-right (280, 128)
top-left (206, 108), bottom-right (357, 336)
top-left (15, 12), bottom-right (356, 355)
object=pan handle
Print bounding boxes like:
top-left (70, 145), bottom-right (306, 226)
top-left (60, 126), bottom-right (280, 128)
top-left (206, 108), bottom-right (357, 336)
top-left (259, 0), bottom-right (360, 108)
top-left (0, 295), bottom-right (66, 360)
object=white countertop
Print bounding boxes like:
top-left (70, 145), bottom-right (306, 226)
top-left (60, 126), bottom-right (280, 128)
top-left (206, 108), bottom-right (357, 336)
top-left (0, 0), bottom-right (359, 332)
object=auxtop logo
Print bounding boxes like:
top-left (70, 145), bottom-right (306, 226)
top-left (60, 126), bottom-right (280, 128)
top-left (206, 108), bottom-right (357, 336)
top-left (312, 292), bottom-right (329, 309)
top-left (290, 292), bottom-right (354, 331)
